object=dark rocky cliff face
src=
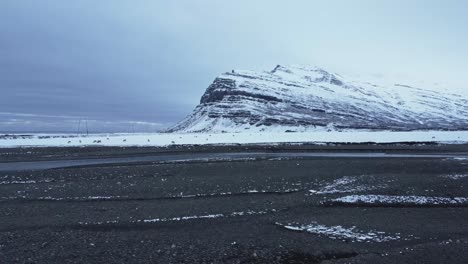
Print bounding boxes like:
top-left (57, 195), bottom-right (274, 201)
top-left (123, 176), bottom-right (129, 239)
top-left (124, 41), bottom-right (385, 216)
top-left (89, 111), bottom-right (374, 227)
top-left (200, 78), bottom-right (283, 105)
top-left (168, 65), bottom-right (468, 133)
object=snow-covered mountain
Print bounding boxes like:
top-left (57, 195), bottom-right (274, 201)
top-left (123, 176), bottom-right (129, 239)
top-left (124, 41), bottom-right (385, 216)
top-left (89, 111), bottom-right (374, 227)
top-left (169, 65), bottom-right (468, 133)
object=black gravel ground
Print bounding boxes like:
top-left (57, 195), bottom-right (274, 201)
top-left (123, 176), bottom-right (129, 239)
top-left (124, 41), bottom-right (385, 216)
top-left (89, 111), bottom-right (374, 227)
top-left (1, 144), bottom-right (468, 263)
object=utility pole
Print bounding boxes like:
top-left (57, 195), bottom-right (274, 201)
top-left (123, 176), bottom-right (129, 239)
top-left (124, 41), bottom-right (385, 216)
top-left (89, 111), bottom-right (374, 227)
top-left (77, 119), bottom-right (81, 135)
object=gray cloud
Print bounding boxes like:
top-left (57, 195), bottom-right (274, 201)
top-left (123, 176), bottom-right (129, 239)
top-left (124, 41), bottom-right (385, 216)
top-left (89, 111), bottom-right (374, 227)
top-left (0, 0), bottom-right (467, 132)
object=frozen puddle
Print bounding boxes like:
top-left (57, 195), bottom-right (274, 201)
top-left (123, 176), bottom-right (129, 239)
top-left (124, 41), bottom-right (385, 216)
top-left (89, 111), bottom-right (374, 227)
top-left (328, 195), bottom-right (468, 206)
top-left (78, 209), bottom-right (276, 226)
top-left (309, 176), bottom-right (386, 195)
top-left (278, 222), bottom-right (412, 242)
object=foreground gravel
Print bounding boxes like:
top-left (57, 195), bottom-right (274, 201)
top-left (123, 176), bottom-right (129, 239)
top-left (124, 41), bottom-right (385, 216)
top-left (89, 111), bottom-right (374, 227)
top-left (1, 144), bottom-right (468, 263)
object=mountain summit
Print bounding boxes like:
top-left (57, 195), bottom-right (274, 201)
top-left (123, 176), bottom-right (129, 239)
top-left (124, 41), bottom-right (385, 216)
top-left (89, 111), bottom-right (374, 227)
top-left (169, 65), bottom-right (468, 133)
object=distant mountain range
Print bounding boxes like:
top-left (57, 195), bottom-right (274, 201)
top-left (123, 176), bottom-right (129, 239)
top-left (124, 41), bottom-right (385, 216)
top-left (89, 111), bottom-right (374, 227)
top-left (168, 65), bottom-right (468, 133)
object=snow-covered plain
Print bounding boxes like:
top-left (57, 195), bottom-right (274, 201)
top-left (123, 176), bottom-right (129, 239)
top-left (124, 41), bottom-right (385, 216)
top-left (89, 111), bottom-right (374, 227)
top-left (1, 131), bottom-right (468, 148)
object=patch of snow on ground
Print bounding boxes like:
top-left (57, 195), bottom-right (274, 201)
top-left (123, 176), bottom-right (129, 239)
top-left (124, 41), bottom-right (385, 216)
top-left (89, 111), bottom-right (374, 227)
top-left (278, 222), bottom-right (407, 242)
top-left (452, 157), bottom-right (468, 161)
top-left (0, 180), bottom-right (40, 185)
top-left (177, 189), bottom-right (300, 198)
top-left (442, 174), bottom-right (468, 180)
top-left (309, 176), bottom-right (357, 194)
top-left (309, 176), bottom-right (386, 194)
top-left (78, 209), bottom-right (277, 226)
top-left (0, 195), bottom-right (127, 201)
top-left (329, 195), bottom-right (468, 206)
top-left (159, 157), bottom-right (258, 164)
top-left (138, 210), bottom-right (273, 223)
top-left (138, 214), bottom-right (224, 223)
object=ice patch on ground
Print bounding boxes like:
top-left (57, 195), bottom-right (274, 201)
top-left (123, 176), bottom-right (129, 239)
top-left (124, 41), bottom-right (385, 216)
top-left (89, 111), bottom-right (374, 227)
top-left (278, 222), bottom-right (411, 242)
top-left (329, 195), bottom-right (468, 206)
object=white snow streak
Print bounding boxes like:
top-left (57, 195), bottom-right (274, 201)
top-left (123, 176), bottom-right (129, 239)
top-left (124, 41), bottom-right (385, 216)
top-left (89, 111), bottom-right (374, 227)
top-left (330, 195), bottom-right (468, 205)
top-left (78, 209), bottom-right (276, 226)
top-left (309, 176), bottom-right (386, 194)
top-left (442, 174), bottom-right (468, 180)
top-left (278, 222), bottom-right (407, 242)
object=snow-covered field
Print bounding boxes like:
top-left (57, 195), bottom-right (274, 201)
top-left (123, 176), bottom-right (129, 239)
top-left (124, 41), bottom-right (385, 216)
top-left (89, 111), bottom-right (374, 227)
top-left (1, 131), bottom-right (468, 148)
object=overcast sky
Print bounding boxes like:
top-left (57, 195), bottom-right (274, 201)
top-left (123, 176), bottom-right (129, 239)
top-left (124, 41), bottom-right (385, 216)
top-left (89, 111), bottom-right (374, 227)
top-left (1, 0), bottom-right (467, 133)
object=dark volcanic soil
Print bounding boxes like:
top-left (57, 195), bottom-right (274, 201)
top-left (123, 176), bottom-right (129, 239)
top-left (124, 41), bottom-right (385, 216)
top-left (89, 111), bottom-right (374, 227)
top-left (0, 144), bottom-right (468, 263)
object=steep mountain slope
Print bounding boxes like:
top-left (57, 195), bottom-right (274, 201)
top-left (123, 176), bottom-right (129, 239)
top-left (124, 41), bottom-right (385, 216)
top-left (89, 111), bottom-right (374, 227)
top-left (169, 65), bottom-right (468, 133)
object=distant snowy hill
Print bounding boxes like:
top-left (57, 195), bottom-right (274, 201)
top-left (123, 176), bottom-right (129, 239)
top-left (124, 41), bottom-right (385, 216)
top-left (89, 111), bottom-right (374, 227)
top-left (168, 65), bottom-right (468, 133)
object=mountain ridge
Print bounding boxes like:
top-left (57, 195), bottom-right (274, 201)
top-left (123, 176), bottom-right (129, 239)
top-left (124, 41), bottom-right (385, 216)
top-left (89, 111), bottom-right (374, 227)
top-left (168, 65), bottom-right (468, 133)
